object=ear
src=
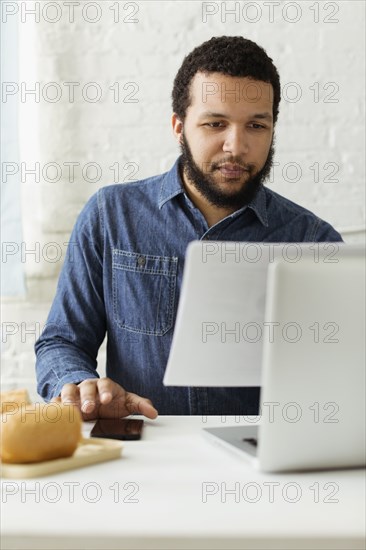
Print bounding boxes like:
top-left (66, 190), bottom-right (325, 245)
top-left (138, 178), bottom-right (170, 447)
top-left (171, 113), bottom-right (183, 144)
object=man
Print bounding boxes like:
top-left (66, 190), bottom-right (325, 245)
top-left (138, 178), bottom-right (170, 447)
top-left (35, 36), bottom-right (342, 420)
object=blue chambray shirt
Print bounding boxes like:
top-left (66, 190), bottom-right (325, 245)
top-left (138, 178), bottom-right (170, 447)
top-left (35, 157), bottom-right (342, 415)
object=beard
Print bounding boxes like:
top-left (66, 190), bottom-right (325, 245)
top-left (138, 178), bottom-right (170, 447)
top-left (179, 132), bottom-right (275, 210)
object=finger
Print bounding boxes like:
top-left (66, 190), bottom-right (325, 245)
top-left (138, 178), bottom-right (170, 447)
top-left (60, 383), bottom-right (81, 406)
top-left (78, 379), bottom-right (99, 414)
top-left (125, 392), bottom-right (158, 419)
top-left (97, 377), bottom-right (119, 405)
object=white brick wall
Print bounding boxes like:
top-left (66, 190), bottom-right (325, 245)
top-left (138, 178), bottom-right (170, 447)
top-left (2, 0), bottom-right (365, 400)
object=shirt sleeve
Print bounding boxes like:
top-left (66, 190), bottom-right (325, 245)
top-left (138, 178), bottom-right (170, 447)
top-left (314, 219), bottom-right (344, 242)
top-left (35, 192), bottom-right (106, 401)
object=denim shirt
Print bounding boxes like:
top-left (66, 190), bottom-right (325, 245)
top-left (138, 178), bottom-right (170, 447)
top-left (35, 157), bottom-right (342, 415)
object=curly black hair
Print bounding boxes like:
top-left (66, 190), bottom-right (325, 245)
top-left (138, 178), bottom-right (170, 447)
top-left (172, 36), bottom-right (281, 125)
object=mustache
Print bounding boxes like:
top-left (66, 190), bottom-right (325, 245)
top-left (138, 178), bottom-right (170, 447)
top-left (210, 159), bottom-right (256, 173)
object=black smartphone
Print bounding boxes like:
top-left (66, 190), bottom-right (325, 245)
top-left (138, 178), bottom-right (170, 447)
top-left (90, 418), bottom-right (144, 440)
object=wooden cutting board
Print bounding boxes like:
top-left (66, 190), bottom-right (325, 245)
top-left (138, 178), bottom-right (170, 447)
top-left (0, 438), bottom-right (123, 479)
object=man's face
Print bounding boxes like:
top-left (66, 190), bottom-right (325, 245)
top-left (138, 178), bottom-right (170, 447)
top-left (172, 72), bottom-right (275, 209)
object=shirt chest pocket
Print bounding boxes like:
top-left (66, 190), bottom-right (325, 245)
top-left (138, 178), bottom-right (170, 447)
top-left (112, 250), bottom-right (178, 336)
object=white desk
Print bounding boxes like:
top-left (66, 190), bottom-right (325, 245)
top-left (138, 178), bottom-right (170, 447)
top-left (1, 416), bottom-right (365, 550)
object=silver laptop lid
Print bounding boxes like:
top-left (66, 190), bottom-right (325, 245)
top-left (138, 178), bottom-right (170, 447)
top-left (258, 252), bottom-right (366, 471)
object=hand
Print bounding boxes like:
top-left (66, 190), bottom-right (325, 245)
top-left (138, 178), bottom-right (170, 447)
top-left (53, 377), bottom-right (158, 421)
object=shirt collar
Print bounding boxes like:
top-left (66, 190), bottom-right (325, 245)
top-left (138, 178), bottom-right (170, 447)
top-left (158, 156), bottom-right (269, 228)
top-left (158, 157), bottom-right (185, 208)
top-left (235, 184), bottom-right (269, 228)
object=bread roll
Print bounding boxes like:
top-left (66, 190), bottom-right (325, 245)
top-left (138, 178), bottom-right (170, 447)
top-left (0, 388), bottom-right (31, 415)
top-left (1, 403), bottom-right (82, 464)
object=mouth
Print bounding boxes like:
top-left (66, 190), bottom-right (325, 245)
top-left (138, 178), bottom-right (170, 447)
top-left (217, 163), bottom-right (249, 179)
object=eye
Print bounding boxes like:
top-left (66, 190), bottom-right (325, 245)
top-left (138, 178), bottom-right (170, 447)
top-left (249, 123), bottom-right (266, 130)
top-left (203, 122), bottom-right (225, 128)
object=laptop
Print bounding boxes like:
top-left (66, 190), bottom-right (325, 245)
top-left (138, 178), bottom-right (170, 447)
top-left (164, 242), bottom-right (366, 471)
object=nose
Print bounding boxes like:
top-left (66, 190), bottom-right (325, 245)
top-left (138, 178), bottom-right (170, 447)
top-left (222, 126), bottom-right (249, 157)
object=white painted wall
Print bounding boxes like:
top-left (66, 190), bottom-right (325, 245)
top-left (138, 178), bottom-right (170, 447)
top-left (1, 0), bottom-right (365, 400)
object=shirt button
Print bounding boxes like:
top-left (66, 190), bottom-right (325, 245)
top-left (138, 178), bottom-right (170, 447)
top-left (137, 255), bottom-right (146, 267)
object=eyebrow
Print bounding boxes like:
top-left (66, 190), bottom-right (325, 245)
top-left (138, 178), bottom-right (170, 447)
top-left (199, 111), bottom-right (273, 121)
